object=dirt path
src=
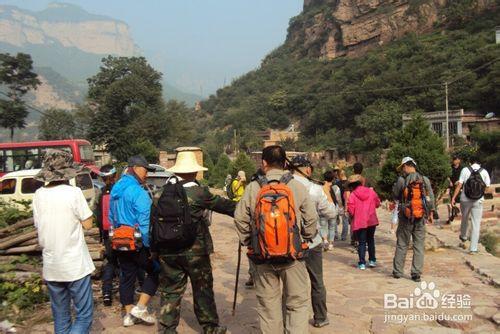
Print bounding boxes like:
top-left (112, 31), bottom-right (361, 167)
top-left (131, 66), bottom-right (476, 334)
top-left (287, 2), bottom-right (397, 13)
top-left (30, 209), bottom-right (499, 333)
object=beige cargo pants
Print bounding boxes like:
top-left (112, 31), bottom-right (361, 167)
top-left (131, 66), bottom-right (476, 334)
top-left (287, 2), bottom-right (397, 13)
top-left (254, 259), bottom-right (311, 334)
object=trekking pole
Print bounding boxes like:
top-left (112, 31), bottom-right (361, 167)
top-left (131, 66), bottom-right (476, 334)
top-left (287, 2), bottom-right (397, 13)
top-left (232, 243), bottom-right (242, 316)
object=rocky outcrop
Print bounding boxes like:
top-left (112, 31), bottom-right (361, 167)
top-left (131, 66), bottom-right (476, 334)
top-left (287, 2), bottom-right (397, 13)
top-left (285, 0), bottom-right (497, 60)
top-left (0, 3), bottom-right (138, 56)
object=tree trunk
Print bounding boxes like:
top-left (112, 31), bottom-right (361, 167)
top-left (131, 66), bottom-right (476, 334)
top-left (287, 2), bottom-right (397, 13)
top-left (0, 230), bottom-right (37, 250)
top-left (0, 218), bottom-right (34, 238)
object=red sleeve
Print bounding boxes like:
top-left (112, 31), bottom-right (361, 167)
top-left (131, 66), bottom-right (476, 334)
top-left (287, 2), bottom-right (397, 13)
top-left (372, 189), bottom-right (381, 208)
top-left (347, 193), bottom-right (356, 216)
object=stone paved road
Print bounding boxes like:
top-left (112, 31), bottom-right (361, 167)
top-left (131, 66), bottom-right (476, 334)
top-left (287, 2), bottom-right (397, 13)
top-left (31, 209), bottom-right (499, 333)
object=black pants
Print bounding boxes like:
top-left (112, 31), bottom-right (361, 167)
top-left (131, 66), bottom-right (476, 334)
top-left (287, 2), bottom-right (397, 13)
top-left (116, 247), bottom-right (159, 306)
top-left (355, 226), bottom-right (376, 265)
top-left (102, 236), bottom-right (119, 296)
top-left (304, 245), bottom-right (328, 322)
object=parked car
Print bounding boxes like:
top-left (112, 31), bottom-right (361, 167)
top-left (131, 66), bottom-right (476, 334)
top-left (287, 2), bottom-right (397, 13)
top-left (0, 169), bottom-right (97, 210)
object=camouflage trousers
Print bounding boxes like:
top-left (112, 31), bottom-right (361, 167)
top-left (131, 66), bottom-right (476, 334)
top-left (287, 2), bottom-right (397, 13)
top-left (158, 254), bottom-right (220, 334)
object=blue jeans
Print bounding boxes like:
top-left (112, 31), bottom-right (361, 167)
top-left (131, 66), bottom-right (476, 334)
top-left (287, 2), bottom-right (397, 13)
top-left (354, 226), bottom-right (376, 265)
top-left (335, 214), bottom-right (349, 240)
top-left (46, 274), bottom-right (93, 334)
top-left (319, 218), bottom-right (336, 242)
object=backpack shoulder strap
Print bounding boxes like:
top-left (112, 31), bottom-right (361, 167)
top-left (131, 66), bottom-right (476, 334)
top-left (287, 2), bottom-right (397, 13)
top-left (256, 176), bottom-right (268, 187)
top-left (279, 173), bottom-right (294, 185)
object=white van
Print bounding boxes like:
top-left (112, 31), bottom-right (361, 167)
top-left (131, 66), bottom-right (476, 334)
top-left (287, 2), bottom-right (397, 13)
top-left (0, 169), bottom-right (97, 210)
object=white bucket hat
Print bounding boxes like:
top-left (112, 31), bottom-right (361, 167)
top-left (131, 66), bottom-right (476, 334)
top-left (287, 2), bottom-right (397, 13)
top-left (397, 156), bottom-right (417, 170)
top-left (167, 151), bottom-right (208, 174)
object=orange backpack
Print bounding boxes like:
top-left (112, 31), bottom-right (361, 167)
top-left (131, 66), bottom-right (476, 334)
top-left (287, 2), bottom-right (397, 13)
top-left (248, 174), bottom-right (308, 263)
top-left (402, 176), bottom-right (428, 221)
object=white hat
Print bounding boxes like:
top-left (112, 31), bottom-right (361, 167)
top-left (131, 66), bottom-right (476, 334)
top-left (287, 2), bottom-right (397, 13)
top-left (397, 156), bottom-right (417, 170)
top-left (167, 151), bottom-right (208, 174)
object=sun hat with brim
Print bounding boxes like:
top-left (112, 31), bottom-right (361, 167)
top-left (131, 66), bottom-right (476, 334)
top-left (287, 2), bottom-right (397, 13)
top-left (35, 149), bottom-right (86, 183)
top-left (167, 151), bottom-right (208, 174)
top-left (397, 156), bottom-right (417, 170)
top-left (347, 174), bottom-right (363, 185)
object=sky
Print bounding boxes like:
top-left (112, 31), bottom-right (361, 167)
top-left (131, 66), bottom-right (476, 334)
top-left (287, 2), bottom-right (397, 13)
top-left (0, 0), bottom-right (303, 96)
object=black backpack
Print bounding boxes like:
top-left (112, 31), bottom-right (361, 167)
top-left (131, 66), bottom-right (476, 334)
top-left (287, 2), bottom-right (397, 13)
top-left (464, 167), bottom-right (486, 200)
top-left (150, 177), bottom-right (197, 252)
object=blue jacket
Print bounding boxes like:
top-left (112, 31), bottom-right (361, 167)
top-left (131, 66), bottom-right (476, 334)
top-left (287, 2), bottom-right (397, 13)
top-left (109, 174), bottom-right (152, 247)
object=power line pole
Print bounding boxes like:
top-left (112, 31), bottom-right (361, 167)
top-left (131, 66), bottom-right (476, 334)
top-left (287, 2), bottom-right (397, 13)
top-left (444, 81), bottom-right (449, 150)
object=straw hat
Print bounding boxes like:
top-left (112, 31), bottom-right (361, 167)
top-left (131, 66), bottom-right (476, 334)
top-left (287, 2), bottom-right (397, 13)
top-left (167, 151), bottom-right (208, 174)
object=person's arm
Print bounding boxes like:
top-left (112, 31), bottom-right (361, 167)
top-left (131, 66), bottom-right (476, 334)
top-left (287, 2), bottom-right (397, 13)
top-left (423, 176), bottom-right (435, 224)
top-left (74, 189), bottom-right (94, 230)
top-left (333, 185), bottom-right (343, 209)
top-left (393, 177), bottom-right (404, 201)
top-left (300, 196), bottom-right (319, 241)
top-left (234, 183), bottom-right (254, 246)
top-left (347, 193), bottom-right (356, 217)
top-left (134, 190), bottom-right (152, 245)
top-left (198, 186), bottom-right (236, 216)
top-left (451, 167), bottom-right (466, 206)
top-left (81, 216), bottom-right (93, 230)
top-left (316, 186), bottom-right (337, 220)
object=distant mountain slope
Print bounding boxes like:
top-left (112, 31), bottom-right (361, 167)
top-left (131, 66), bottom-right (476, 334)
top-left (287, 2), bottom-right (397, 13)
top-left (200, 0), bottom-right (500, 157)
top-left (0, 2), bottom-right (199, 110)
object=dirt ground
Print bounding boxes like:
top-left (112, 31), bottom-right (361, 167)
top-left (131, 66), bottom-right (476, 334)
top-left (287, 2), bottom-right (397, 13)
top-left (28, 208), bottom-right (499, 333)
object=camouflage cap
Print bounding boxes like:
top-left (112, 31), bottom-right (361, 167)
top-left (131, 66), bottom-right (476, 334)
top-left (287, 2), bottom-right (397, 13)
top-left (35, 149), bottom-right (86, 182)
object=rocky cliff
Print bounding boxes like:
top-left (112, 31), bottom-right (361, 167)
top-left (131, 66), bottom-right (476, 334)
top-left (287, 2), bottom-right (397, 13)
top-left (0, 2), bottom-right (138, 56)
top-left (284, 0), bottom-right (497, 60)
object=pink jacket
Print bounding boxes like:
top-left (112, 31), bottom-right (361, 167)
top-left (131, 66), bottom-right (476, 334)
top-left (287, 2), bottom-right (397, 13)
top-left (347, 186), bottom-right (381, 232)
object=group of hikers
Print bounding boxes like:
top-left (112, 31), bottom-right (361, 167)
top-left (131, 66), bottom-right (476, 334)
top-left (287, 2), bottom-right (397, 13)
top-left (30, 145), bottom-right (491, 334)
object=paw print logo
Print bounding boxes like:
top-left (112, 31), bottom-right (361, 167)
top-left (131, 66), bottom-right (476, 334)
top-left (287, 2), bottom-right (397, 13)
top-left (414, 281), bottom-right (440, 309)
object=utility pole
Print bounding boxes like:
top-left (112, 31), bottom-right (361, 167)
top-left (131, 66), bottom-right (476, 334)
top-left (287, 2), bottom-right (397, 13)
top-left (444, 82), bottom-right (449, 150)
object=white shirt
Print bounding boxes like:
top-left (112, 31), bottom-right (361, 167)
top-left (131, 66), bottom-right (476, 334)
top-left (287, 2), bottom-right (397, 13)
top-left (33, 185), bottom-right (95, 282)
top-left (294, 175), bottom-right (337, 248)
top-left (458, 163), bottom-right (491, 202)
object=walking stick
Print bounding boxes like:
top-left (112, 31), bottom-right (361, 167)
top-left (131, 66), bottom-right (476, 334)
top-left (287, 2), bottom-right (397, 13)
top-left (232, 243), bottom-right (242, 316)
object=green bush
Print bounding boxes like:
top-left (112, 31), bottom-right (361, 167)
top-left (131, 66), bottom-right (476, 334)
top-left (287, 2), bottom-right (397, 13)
top-left (0, 200), bottom-right (32, 229)
top-left (0, 275), bottom-right (48, 310)
top-left (379, 115), bottom-right (450, 200)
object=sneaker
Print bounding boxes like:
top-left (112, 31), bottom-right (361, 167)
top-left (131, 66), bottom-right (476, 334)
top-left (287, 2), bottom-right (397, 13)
top-left (103, 293), bottom-right (112, 307)
top-left (130, 305), bottom-right (156, 324)
top-left (123, 314), bottom-right (135, 327)
top-left (392, 273), bottom-right (401, 279)
top-left (358, 264), bottom-right (366, 270)
top-left (368, 260), bottom-right (377, 268)
top-left (313, 319), bottom-right (330, 328)
top-left (411, 275), bottom-right (421, 282)
top-left (327, 243), bottom-right (333, 251)
top-left (323, 240), bottom-right (329, 251)
top-left (469, 250), bottom-right (478, 255)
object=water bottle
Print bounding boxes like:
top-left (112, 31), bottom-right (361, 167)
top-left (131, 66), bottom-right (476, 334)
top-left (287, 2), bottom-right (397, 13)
top-left (108, 225), bottom-right (114, 238)
top-left (134, 225), bottom-right (143, 248)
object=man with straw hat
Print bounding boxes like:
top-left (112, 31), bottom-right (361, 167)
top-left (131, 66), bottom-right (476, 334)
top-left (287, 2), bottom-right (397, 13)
top-left (32, 149), bottom-right (95, 333)
top-left (158, 150), bottom-right (236, 334)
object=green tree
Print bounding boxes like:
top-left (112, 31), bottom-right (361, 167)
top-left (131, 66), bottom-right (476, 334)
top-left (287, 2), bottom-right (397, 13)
top-left (38, 109), bottom-right (76, 140)
top-left (379, 115), bottom-right (450, 200)
top-left (231, 152), bottom-right (257, 180)
top-left (87, 56), bottom-right (164, 161)
top-left (470, 129), bottom-right (500, 174)
top-left (0, 53), bottom-right (40, 140)
top-left (210, 154), bottom-right (233, 188)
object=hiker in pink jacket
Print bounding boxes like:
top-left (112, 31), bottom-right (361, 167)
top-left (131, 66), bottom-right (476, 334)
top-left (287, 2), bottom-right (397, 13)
top-left (347, 174), bottom-right (381, 270)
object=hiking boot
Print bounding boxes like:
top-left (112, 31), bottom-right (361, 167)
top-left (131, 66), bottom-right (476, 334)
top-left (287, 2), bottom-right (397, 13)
top-left (411, 275), bottom-right (421, 282)
top-left (358, 264), bottom-right (366, 270)
top-left (103, 293), bottom-right (112, 306)
top-left (327, 243), bottom-right (333, 251)
top-left (368, 260), bottom-right (377, 268)
top-left (469, 250), bottom-right (478, 255)
top-left (123, 314), bottom-right (135, 327)
top-left (313, 319), bottom-right (330, 328)
top-left (323, 240), bottom-right (329, 251)
top-left (131, 305), bottom-right (156, 324)
top-left (203, 325), bottom-right (227, 334)
top-left (245, 277), bottom-right (254, 288)
top-left (392, 272), bottom-right (401, 279)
